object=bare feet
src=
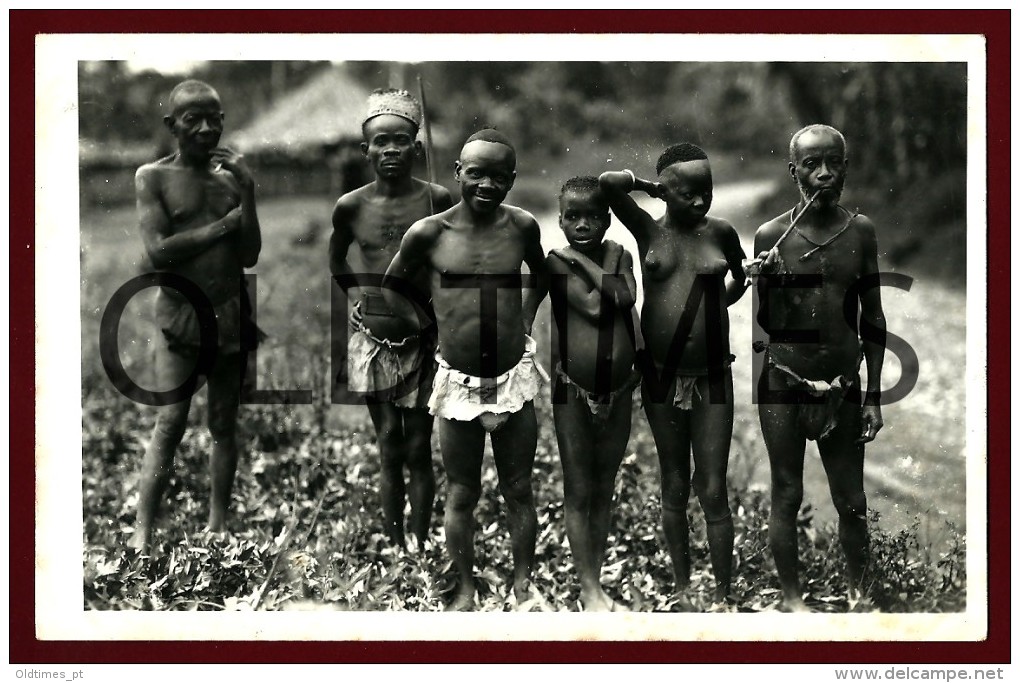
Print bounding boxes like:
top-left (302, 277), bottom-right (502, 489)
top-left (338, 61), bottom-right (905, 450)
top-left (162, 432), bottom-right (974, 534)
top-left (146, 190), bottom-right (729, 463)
top-left (665, 591), bottom-right (698, 612)
top-left (197, 526), bottom-right (231, 544)
top-left (707, 597), bottom-right (738, 613)
top-left (580, 587), bottom-right (611, 612)
top-left (848, 591), bottom-right (878, 613)
top-left (709, 589), bottom-right (737, 612)
top-left (777, 595), bottom-right (812, 613)
top-left (445, 585), bottom-right (478, 612)
top-left (608, 599), bottom-right (630, 612)
top-left (580, 587), bottom-right (629, 612)
top-left (513, 578), bottom-right (533, 603)
top-left (512, 579), bottom-right (549, 612)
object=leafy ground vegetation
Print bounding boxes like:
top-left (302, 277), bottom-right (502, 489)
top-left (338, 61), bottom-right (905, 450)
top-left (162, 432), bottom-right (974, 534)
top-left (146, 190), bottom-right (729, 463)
top-left (80, 192), bottom-right (967, 613)
top-left (83, 392), bottom-right (966, 613)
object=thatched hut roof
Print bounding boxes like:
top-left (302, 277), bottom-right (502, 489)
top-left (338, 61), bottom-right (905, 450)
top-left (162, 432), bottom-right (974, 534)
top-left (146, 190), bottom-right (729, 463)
top-left (227, 66), bottom-right (371, 155)
top-left (228, 66), bottom-right (451, 156)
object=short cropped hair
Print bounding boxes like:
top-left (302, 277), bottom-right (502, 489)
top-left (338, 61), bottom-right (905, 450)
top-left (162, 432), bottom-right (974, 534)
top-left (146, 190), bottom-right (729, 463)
top-left (789, 124), bottom-right (847, 161)
top-left (559, 176), bottom-right (608, 208)
top-left (167, 80), bottom-right (219, 113)
top-left (655, 142), bottom-right (709, 176)
top-left (465, 127), bottom-right (515, 150)
top-left (462, 127), bottom-right (517, 168)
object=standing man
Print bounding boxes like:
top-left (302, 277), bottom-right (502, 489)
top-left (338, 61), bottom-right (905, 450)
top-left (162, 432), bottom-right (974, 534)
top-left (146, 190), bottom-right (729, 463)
top-left (131, 80), bottom-right (262, 550)
top-left (330, 89), bottom-right (453, 549)
top-left (752, 124), bottom-right (886, 611)
top-left (383, 129), bottom-right (549, 610)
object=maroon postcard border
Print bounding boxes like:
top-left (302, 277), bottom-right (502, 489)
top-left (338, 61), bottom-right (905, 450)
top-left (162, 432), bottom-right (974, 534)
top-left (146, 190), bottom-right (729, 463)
top-left (11, 9), bottom-right (1010, 664)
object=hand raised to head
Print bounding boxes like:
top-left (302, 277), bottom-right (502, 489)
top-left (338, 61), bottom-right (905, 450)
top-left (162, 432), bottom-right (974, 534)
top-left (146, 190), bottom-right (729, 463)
top-left (648, 181), bottom-right (667, 200)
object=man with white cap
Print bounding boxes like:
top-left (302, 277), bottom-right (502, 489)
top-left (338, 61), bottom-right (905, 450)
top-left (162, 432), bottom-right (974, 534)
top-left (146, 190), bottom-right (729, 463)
top-left (329, 88), bottom-right (453, 550)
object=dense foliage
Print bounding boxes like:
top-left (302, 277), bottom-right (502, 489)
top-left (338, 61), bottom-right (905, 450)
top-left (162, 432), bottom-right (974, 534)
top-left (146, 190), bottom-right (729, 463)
top-left (83, 384), bottom-right (966, 612)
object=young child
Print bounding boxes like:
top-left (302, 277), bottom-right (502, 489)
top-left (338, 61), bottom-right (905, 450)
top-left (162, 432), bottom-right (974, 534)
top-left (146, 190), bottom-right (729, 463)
top-left (546, 176), bottom-right (640, 612)
top-left (752, 124), bottom-right (885, 612)
top-left (130, 80), bottom-right (262, 550)
top-left (599, 143), bottom-right (748, 609)
top-left (329, 88), bottom-right (453, 549)
top-left (383, 128), bottom-right (549, 610)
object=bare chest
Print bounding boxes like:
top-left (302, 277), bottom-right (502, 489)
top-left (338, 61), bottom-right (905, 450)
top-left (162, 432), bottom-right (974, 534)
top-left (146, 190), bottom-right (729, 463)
top-left (643, 229), bottom-right (727, 283)
top-left (431, 226), bottom-right (526, 277)
top-left (161, 169), bottom-right (239, 230)
top-left (779, 226), bottom-right (864, 287)
top-left (352, 195), bottom-right (431, 251)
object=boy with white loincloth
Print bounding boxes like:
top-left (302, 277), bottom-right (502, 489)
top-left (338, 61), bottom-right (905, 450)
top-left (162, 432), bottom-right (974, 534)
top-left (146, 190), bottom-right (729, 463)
top-left (383, 129), bottom-right (549, 610)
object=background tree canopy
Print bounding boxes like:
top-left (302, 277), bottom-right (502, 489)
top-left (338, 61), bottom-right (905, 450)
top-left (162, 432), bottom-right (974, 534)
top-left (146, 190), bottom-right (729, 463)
top-left (79, 59), bottom-right (968, 283)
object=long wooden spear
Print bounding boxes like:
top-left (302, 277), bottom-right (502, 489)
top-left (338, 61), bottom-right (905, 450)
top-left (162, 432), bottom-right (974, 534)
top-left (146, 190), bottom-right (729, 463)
top-left (417, 73), bottom-right (436, 215)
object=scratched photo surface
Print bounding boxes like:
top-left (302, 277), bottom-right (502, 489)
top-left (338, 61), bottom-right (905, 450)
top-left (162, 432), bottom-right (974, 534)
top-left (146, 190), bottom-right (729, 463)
top-left (36, 33), bottom-right (986, 641)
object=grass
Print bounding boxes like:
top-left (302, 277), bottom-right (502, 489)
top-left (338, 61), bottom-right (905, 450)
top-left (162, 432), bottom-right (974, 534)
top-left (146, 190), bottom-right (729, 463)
top-left (80, 183), bottom-right (969, 614)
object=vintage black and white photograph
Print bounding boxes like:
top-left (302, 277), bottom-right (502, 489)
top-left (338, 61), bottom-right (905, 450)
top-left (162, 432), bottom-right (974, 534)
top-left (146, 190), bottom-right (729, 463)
top-left (34, 30), bottom-right (987, 642)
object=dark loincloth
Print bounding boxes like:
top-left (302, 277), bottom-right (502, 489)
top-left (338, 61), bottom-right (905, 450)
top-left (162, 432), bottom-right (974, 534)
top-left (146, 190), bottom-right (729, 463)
top-left (156, 286), bottom-right (265, 356)
top-left (754, 340), bottom-right (862, 441)
top-left (346, 300), bottom-right (436, 409)
top-left (554, 363), bottom-right (640, 421)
